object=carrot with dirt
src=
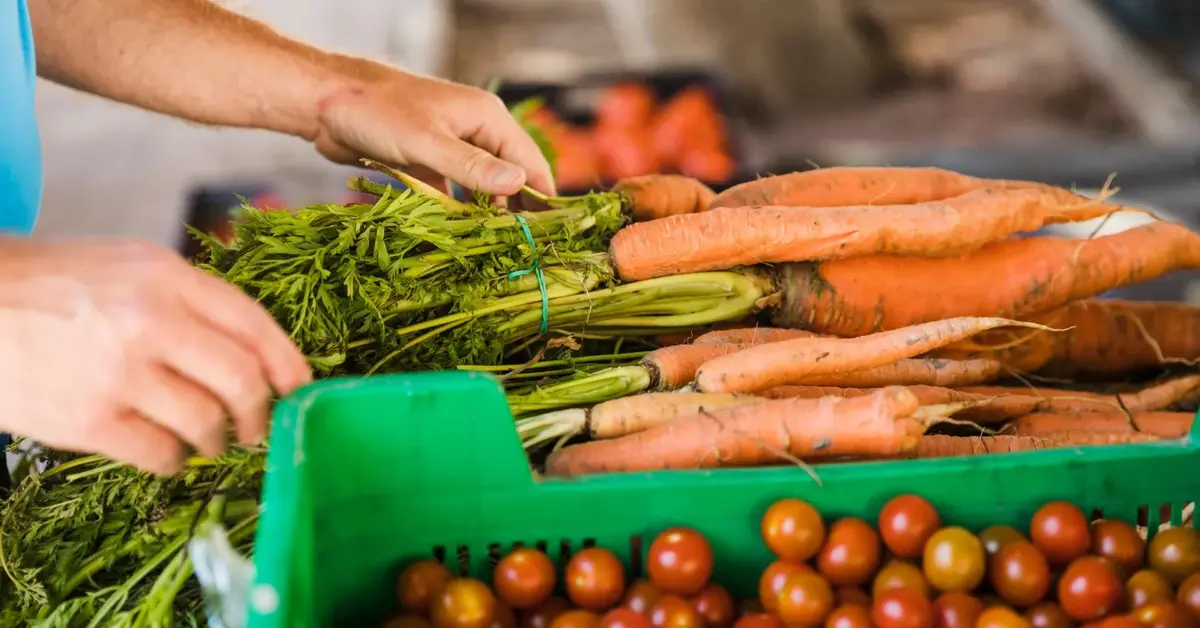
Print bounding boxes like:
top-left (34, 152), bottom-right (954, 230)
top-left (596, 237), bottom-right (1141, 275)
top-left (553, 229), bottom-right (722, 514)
top-left (959, 374), bottom-right (1200, 413)
top-left (935, 299), bottom-right (1200, 377)
top-left (760, 384), bottom-right (1046, 424)
top-left (706, 166), bottom-right (1111, 210)
top-left (907, 432), bottom-right (1163, 459)
top-left (516, 391), bottom-right (759, 448)
top-left (771, 221), bottom-right (1200, 337)
top-left (695, 317), bottom-right (1058, 394)
top-left (614, 174), bottom-right (716, 221)
top-left (653, 319), bottom-right (756, 347)
top-left (543, 387), bottom-right (936, 476)
top-left (1010, 411), bottom-right (1196, 439)
top-left (642, 327), bottom-right (816, 389)
top-left (511, 327), bottom-right (821, 422)
top-left (780, 358), bottom-right (1005, 388)
top-left (1033, 299), bottom-right (1200, 378)
top-left (692, 327), bottom-right (821, 345)
top-left (610, 186), bottom-right (1129, 281)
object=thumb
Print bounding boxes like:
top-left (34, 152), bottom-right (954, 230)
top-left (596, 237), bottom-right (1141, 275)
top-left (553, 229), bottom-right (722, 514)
top-left (417, 134), bottom-right (528, 196)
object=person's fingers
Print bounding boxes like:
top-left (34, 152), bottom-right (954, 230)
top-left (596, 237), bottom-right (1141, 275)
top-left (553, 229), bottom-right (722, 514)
top-left (468, 104), bottom-right (557, 196)
top-left (415, 132), bottom-right (528, 196)
top-left (126, 363), bottom-right (227, 457)
top-left (177, 266), bottom-right (312, 395)
top-left (153, 309), bottom-right (273, 446)
top-left (96, 410), bottom-right (186, 476)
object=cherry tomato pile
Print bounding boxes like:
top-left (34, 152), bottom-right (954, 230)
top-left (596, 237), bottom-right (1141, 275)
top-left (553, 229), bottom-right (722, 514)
top-left (524, 82), bottom-right (735, 190)
top-left (385, 496), bottom-right (1200, 628)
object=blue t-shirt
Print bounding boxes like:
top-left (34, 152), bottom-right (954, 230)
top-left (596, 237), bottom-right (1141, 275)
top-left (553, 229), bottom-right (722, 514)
top-left (0, 0), bottom-right (43, 235)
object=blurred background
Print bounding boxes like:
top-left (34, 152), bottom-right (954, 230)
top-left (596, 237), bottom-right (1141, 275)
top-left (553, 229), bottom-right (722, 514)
top-left (31, 0), bottom-right (1200, 301)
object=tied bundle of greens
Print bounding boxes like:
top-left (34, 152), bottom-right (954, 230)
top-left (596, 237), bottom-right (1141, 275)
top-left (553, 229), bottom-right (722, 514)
top-left (195, 160), bottom-right (770, 390)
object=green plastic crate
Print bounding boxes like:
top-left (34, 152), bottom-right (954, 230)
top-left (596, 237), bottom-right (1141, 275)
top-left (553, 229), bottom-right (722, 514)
top-left (247, 371), bottom-right (1200, 627)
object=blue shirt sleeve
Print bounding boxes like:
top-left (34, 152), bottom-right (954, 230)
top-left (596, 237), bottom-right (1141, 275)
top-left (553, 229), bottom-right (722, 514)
top-left (0, 0), bottom-right (43, 235)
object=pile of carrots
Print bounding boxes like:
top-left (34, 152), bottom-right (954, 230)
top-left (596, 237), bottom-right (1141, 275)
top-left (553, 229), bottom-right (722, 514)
top-left (524, 166), bottom-right (1200, 477)
top-left (527, 82), bottom-right (735, 190)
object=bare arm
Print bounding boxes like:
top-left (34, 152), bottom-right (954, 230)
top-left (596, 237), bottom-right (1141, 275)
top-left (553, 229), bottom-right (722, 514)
top-left (28, 0), bottom-right (556, 195)
top-left (28, 0), bottom-right (372, 141)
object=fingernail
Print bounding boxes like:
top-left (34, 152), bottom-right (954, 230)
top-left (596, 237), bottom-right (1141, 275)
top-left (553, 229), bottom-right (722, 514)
top-left (492, 166), bottom-right (524, 190)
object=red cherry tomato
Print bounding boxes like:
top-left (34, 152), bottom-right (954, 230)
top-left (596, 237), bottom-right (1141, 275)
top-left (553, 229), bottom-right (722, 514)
top-left (817, 519), bottom-right (881, 587)
top-left (647, 527), bottom-right (714, 596)
top-left (1057, 556), bottom-right (1123, 621)
top-left (599, 608), bottom-right (653, 628)
top-left (624, 580), bottom-right (664, 616)
top-left (932, 592), bottom-right (984, 628)
top-left (878, 495), bottom-right (942, 559)
top-left (649, 596), bottom-right (705, 628)
top-left (990, 541), bottom-right (1051, 608)
top-left (494, 548), bottom-right (557, 609)
top-left (551, 610), bottom-right (601, 628)
top-left (397, 559), bottom-right (454, 613)
top-left (521, 597), bottom-right (572, 628)
top-left (1091, 519), bottom-right (1145, 575)
top-left (871, 588), bottom-right (934, 628)
top-left (758, 560), bottom-right (810, 612)
top-left (689, 583), bottom-right (734, 628)
top-left (775, 571), bottom-right (835, 627)
top-left (431, 578), bottom-right (498, 628)
top-left (976, 606), bottom-right (1033, 628)
top-left (731, 614), bottom-right (782, 628)
top-left (1030, 502), bottom-right (1091, 565)
top-left (566, 548), bottom-right (627, 612)
top-left (492, 604), bottom-right (518, 628)
top-left (826, 604), bottom-right (872, 628)
top-left (760, 498), bottom-right (825, 562)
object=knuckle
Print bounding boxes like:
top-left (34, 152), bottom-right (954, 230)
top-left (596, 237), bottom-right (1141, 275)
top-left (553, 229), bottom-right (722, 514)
top-left (482, 91), bottom-right (506, 110)
top-left (222, 360), bottom-right (270, 413)
top-left (460, 148), bottom-right (497, 181)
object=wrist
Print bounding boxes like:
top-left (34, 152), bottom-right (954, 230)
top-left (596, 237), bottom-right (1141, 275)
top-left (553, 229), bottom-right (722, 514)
top-left (293, 54), bottom-right (395, 142)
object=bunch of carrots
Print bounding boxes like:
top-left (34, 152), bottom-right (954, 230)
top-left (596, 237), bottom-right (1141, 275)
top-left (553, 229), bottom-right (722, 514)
top-left (528, 82), bottom-right (735, 190)
top-left (513, 166), bottom-right (1200, 478)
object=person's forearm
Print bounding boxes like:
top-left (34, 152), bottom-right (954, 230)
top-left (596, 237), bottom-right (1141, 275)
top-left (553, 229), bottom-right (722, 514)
top-left (29, 0), bottom-right (382, 140)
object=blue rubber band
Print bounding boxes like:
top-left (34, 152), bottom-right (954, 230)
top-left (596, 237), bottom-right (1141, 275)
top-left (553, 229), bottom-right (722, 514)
top-left (507, 215), bottom-right (549, 333)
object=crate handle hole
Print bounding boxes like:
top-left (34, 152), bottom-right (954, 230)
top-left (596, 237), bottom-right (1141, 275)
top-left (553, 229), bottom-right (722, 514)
top-left (456, 545), bottom-right (471, 576)
top-left (1090, 508), bottom-right (1104, 522)
top-left (1137, 505), bottom-right (1150, 527)
top-left (488, 543), bottom-right (503, 568)
top-left (433, 545), bottom-right (448, 564)
top-left (629, 536), bottom-right (644, 578)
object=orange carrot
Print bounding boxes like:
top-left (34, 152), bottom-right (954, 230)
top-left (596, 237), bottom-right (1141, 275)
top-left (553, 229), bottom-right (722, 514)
top-left (708, 167), bottom-right (992, 209)
top-left (516, 391), bottom-right (756, 448)
top-left (614, 174), bottom-right (716, 221)
top-left (653, 319), bottom-right (756, 347)
top-left (936, 299), bottom-right (1200, 377)
top-left (771, 221), bottom-right (1200, 337)
top-left (959, 374), bottom-right (1200, 413)
top-left (782, 358), bottom-right (1004, 388)
top-left (695, 317), bottom-right (1055, 394)
top-left (1010, 411), bottom-right (1196, 439)
top-left (610, 186), bottom-right (1124, 281)
top-left (909, 432), bottom-right (1161, 459)
top-left (543, 387), bottom-right (927, 476)
top-left (693, 327), bottom-right (820, 346)
top-left (1035, 300), bottom-right (1200, 377)
top-left (761, 384), bottom-right (1044, 424)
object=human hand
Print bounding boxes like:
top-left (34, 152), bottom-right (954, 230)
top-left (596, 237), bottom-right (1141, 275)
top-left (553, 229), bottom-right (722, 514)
top-left (311, 68), bottom-right (556, 197)
top-left (0, 239), bottom-right (311, 474)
